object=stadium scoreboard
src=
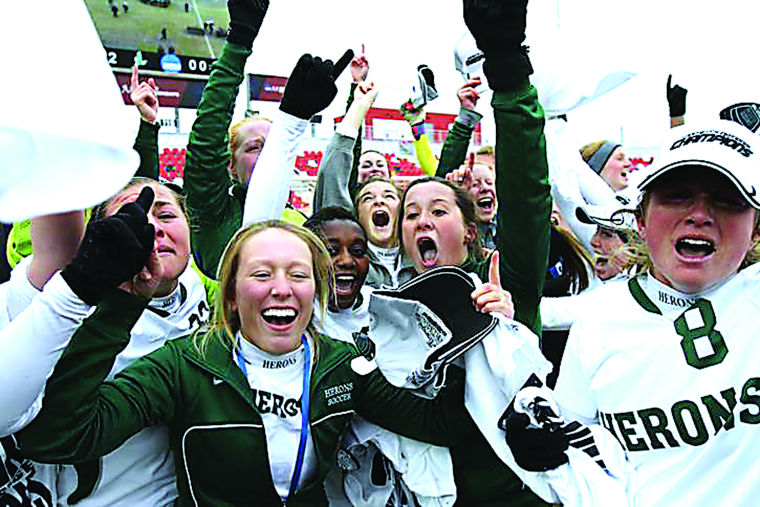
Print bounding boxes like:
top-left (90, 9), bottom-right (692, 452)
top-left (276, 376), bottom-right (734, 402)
top-left (105, 47), bottom-right (216, 78)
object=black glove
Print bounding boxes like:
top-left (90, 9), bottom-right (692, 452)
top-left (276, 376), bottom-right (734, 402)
top-left (463, 0), bottom-right (532, 91)
top-left (279, 50), bottom-right (353, 120)
top-left (227, 0), bottom-right (269, 49)
top-left (61, 187), bottom-right (155, 305)
top-left (666, 74), bottom-right (687, 117)
top-left (503, 411), bottom-right (569, 472)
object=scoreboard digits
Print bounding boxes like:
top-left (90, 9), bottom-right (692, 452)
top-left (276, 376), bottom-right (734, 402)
top-left (105, 47), bottom-right (214, 77)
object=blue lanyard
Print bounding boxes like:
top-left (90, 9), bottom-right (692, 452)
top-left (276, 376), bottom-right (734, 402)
top-left (235, 335), bottom-right (312, 501)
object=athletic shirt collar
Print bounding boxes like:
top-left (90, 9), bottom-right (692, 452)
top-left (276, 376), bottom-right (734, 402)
top-left (631, 272), bottom-right (734, 319)
top-left (636, 274), bottom-right (699, 318)
top-left (369, 243), bottom-right (399, 264)
top-left (369, 243), bottom-right (400, 286)
top-left (148, 283), bottom-right (184, 315)
top-left (235, 331), bottom-right (306, 372)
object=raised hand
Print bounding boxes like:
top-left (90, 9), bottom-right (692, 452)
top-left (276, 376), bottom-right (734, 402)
top-left (445, 164), bottom-right (472, 189)
top-left (470, 251), bottom-right (514, 317)
top-left (400, 100), bottom-right (425, 126)
top-left (279, 49), bottom-right (354, 120)
top-left (61, 187), bottom-right (155, 305)
top-left (227, 0), bottom-right (270, 49)
top-left (457, 77), bottom-right (481, 111)
top-left (130, 65), bottom-right (159, 124)
top-left (462, 0), bottom-right (531, 90)
top-left (350, 53), bottom-right (369, 84)
top-left (666, 74), bottom-right (687, 118)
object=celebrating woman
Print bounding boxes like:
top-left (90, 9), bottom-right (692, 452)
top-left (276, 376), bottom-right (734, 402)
top-left (554, 120), bottom-right (760, 505)
top-left (17, 212), bottom-right (471, 506)
top-left (4, 178), bottom-right (208, 505)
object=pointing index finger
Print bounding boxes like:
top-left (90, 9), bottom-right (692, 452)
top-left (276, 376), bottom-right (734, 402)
top-left (331, 49), bottom-right (354, 81)
top-left (667, 74), bottom-right (672, 90)
top-left (135, 186), bottom-right (155, 213)
top-left (489, 250), bottom-right (501, 288)
top-left (131, 65), bottom-right (139, 90)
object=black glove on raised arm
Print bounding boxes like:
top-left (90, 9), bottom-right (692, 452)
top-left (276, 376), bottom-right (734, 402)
top-left (227, 0), bottom-right (269, 49)
top-left (463, 0), bottom-right (532, 91)
top-left (279, 49), bottom-right (354, 120)
top-left (61, 187), bottom-right (155, 306)
top-left (666, 74), bottom-right (688, 117)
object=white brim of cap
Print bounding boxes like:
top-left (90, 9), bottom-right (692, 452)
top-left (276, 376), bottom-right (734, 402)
top-left (637, 160), bottom-right (760, 210)
top-left (575, 203), bottom-right (633, 231)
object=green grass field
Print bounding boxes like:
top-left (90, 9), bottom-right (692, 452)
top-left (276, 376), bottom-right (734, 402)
top-left (84, 0), bottom-right (228, 58)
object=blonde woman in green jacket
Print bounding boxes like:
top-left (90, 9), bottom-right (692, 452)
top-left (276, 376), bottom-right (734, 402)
top-left (18, 214), bottom-right (470, 506)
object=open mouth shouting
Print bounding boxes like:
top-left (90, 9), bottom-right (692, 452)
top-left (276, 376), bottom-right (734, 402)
top-left (372, 210), bottom-right (391, 228)
top-left (476, 196), bottom-right (495, 215)
top-left (417, 237), bottom-right (438, 268)
top-left (261, 307), bottom-right (299, 330)
top-left (334, 273), bottom-right (360, 300)
top-left (675, 236), bottom-right (716, 260)
top-left (594, 255), bottom-right (609, 272)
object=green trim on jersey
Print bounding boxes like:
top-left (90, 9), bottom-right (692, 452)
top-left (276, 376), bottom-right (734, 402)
top-left (628, 276), bottom-right (662, 315)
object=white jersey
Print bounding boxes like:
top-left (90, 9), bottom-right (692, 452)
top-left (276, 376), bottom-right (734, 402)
top-left (55, 265), bottom-right (210, 506)
top-left (316, 285), bottom-right (372, 343)
top-left (554, 265), bottom-right (760, 506)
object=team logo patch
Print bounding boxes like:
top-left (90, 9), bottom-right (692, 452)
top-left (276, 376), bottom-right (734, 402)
top-left (323, 382), bottom-right (353, 406)
top-left (352, 327), bottom-right (376, 360)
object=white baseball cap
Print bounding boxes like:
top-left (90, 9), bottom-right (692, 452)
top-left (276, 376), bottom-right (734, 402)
top-left (0, 0), bottom-right (138, 222)
top-left (638, 120), bottom-right (760, 209)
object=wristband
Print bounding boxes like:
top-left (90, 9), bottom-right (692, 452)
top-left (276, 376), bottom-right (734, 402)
top-left (411, 122), bottom-right (426, 141)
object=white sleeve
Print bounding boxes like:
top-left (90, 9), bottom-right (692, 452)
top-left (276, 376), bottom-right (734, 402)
top-left (0, 256), bottom-right (42, 327)
top-left (540, 289), bottom-right (600, 331)
top-left (242, 110), bottom-right (309, 226)
top-left (0, 272), bottom-right (92, 436)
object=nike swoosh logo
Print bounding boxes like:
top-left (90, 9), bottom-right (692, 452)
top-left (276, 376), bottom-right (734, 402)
top-left (212, 378), bottom-right (224, 386)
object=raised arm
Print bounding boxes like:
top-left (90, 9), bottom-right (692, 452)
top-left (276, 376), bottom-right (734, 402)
top-left (14, 188), bottom-right (177, 461)
top-left (0, 189), bottom-right (156, 436)
top-left (26, 211), bottom-right (85, 291)
top-left (130, 65), bottom-right (160, 180)
top-left (465, 0), bottom-right (551, 336)
top-left (244, 49), bottom-right (354, 224)
top-left (435, 78), bottom-right (484, 178)
top-left (184, 0), bottom-right (269, 277)
top-left (312, 80), bottom-right (378, 212)
top-left (399, 102), bottom-right (438, 176)
top-left (16, 289), bottom-right (178, 462)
